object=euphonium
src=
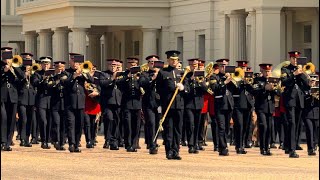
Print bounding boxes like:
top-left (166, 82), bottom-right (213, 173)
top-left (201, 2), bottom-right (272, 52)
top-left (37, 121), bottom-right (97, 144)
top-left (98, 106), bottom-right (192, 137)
top-left (303, 62), bottom-right (315, 75)
top-left (231, 67), bottom-right (244, 86)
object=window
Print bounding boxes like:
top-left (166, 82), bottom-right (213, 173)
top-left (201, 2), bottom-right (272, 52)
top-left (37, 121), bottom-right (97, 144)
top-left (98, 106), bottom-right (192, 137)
top-left (198, 35), bottom-right (205, 60)
top-left (304, 25), bottom-right (312, 43)
top-left (177, 36), bottom-right (183, 61)
top-left (134, 41), bottom-right (139, 56)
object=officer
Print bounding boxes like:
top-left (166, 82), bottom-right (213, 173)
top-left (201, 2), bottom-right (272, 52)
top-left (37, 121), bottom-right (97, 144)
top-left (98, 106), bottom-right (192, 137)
top-left (252, 63), bottom-right (278, 156)
top-left (50, 60), bottom-right (69, 151)
top-left (65, 53), bottom-right (94, 153)
top-left (31, 56), bottom-right (53, 149)
top-left (208, 58), bottom-right (234, 156)
top-left (228, 60), bottom-right (254, 154)
top-left (140, 55), bottom-right (162, 154)
top-left (156, 50), bottom-right (189, 160)
top-left (184, 58), bottom-right (207, 154)
top-left (302, 74), bottom-right (319, 156)
top-left (281, 51), bottom-right (309, 158)
top-left (116, 59), bottom-right (125, 147)
top-left (118, 57), bottom-right (147, 152)
top-left (100, 58), bottom-right (122, 150)
top-left (1, 47), bottom-right (25, 151)
top-left (17, 56), bottom-right (36, 147)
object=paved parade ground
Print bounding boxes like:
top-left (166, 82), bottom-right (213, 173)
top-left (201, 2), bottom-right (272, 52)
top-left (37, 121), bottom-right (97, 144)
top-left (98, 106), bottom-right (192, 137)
top-left (1, 134), bottom-right (319, 180)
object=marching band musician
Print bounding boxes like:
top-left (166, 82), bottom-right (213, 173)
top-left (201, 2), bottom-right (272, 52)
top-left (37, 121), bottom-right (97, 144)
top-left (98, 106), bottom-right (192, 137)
top-left (228, 60), bottom-right (254, 154)
top-left (208, 58), bottom-right (234, 156)
top-left (252, 63), bottom-right (279, 156)
top-left (140, 55), bottom-right (161, 154)
top-left (156, 50), bottom-right (189, 160)
top-left (99, 59), bottom-right (122, 150)
top-left (281, 51), bottom-right (309, 158)
top-left (302, 74), bottom-right (319, 156)
top-left (184, 58), bottom-right (208, 154)
top-left (50, 60), bottom-right (69, 151)
top-left (115, 59), bottom-right (125, 147)
top-left (1, 47), bottom-right (25, 151)
top-left (118, 57), bottom-right (148, 152)
top-left (65, 53), bottom-right (94, 153)
top-left (31, 56), bottom-right (53, 149)
top-left (17, 56), bottom-right (36, 147)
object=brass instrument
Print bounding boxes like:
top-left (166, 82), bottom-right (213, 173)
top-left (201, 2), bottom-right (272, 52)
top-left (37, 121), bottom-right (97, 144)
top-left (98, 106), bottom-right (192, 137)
top-left (204, 62), bottom-right (214, 78)
top-left (154, 66), bottom-right (191, 141)
top-left (303, 62), bottom-right (315, 75)
top-left (11, 55), bottom-right (23, 67)
top-left (231, 67), bottom-right (244, 86)
top-left (140, 63), bottom-right (149, 72)
top-left (80, 60), bottom-right (93, 74)
top-left (272, 61), bottom-right (290, 78)
top-left (31, 63), bottom-right (42, 74)
top-left (85, 81), bottom-right (99, 94)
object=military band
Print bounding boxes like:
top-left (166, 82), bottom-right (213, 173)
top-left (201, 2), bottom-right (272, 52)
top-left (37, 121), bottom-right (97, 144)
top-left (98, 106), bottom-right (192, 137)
top-left (1, 47), bottom-right (319, 160)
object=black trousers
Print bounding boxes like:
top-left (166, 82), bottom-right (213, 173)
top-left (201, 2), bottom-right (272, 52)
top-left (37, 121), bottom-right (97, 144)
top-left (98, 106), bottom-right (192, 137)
top-left (66, 108), bottom-right (84, 146)
top-left (52, 110), bottom-right (66, 146)
top-left (181, 114), bottom-right (187, 143)
top-left (286, 107), bottom-right (302, 151)
top-left (84, 114), bottom-right (98, 143)
top-left (117, 109), bottom-right (125, 143)
top-left (233, 108), bottom-right (245, 149)
top-left (274, 116), bottom-right (285, 144)
top-left (210, 115), bottom-right (219, 148)
top-left (142, 107), bottom-right (160, 149)
top-left (123, 109), bottom-right (141, 149)
top-left (31, 107), bottom-right (40, 140)
top-left (163, 109), bottom-right (183, 154)
top-left (103, 105), bottom-right (120, 145)
top-left (82, 113), bottom-right (92, 143)
top-left (1, 102), bottom-right (17, 145)
top-left (198, 113), bottom-right (208, 144)
top-left (303, 118), bottom-right (318, 150)
top-left (243, 109), bottom-right (253, 146)
top-left (184, 109), bottom-right (201, 147)
top-left (270, 116), bottom-right (276, 144)
top-left (257, 112), bottom-right (272, 151)
top-left (38, 107), bottom-right (52, 143)
top-left (18, 105), bottom-right (34, 142)
top-left (215, 109), bottom-right (232, 150)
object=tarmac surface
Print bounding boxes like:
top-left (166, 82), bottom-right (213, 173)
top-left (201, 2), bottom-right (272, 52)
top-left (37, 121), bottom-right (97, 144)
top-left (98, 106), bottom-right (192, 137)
top-left (1, 135), bottom-right (319, 180)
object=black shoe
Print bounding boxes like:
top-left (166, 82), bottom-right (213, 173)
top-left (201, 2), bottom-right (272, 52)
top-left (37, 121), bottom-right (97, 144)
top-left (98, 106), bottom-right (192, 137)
top-left (3, 146), bottom-right (12, 151)
top-left (285, 149), bottom-right (290, 154)
top-left (213, 147), bottom-right (218, 152)
top-left (260, 149), bottom-right (265, 155)
top-left (136, 145), bottom-right (141, 149)
top-left (24, 142), bottom-right (32, 147)
top-left (10, 141), bottom-right (15, 146)
top-left (31, 138), bottom-right (39, 144)
top-left (188, 147), bottom-right (199, 154)
top-left (219, 149), bottom-right (229, 156)
top-left (74, 147), bottom-right (81, 153)
top-left (181, 141), bottom-right (187, 146)
top-left (296, 146), bottom-right (303, 150)
top-left (230, 141), bottom-right (235, 146)
top-left (289, 151), bottom-right (299, 158)
top-left (166, 151), bottom-right (174, 160)
top-left (244, 144), bottom-right (252, 148)
top-left (0, 143), bottom-right (4, 150)
top-left (173, 154), bottom-right (182, 160)
top-left (41, 142), bottom-right (51, 149)
top-left (270, 143), bottom-right (277, 149)
top-left (103, 141), bottom-right (109, 149)
top-left (86, 142), bottom-right (94, 149)
top-left (127, 146), bottom-right (137, 152)
top-left (69, 144), bottom-right (75, 152)
top-left (203, 142), bottom-right (208, 146)
top-left (110, 144), bottom-right (119, 150)
top-left (263, 150), bottom-right (272, 156)
top-left (16, 135), bottom-right (21, 140)
top-left (149, 147), bottom-right (158, 154)
top-left (278, 143), bottom-right (283, 150)
top-left (236, 148), bottom-right (247, 154)
top-left (254, 142), bottom-right (259, 147)
top-left (196, 145), bottom-right (205, 151)
top-left (118, 141), bottom-right (124, 147)
top-left (20, 140), bottom-right (26, 146)
top-left (78, 143), bottom-right (82, 147)
top-left (308, 149), bottom-right (316, 156)
top-left (56, 145), bottom-right (66, 151)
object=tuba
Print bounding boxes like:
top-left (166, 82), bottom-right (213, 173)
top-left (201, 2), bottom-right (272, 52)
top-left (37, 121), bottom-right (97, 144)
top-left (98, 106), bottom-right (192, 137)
top-left (303, 62), bottom-right (315, 75)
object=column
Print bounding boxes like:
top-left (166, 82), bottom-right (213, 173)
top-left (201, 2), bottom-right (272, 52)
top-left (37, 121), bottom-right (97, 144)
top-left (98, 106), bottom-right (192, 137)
top-left (183, 30), bottom-right (196, 65)
top-left (228, 11), bottom-right (247, 64)
top-left (142, 28), bottom-right (157, 60)
top-left (285, 11), bottom-right (293, 53)
top-left (38, 29), bottom-right (53, 57)
top-left (160, 26), bottom-right (170, 59)
top-left (124, 30), bottom-right (133, 58)
top-left (1, 0), bottom-right (6, 15)
top-left (70, 28), bottom-right (87, 57)
top-left (24, 31), bottom-right (38, 58)
top-left (247, 10), bottom-right (256, 71)
top-left (16, 41), bottom-right (25, 55)
top-left (52, 27), bottom-right (69, 61)
top-left (311, 10), bottom-right (319, 68)
top-left (88, 32), bottom-right (102, 69)
top-left (255, 7), bottom-right (282, 69)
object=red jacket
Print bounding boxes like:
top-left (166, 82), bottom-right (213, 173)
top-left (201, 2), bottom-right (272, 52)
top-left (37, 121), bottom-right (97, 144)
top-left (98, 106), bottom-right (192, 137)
top-left (85, 93), bottom-right (101, 115)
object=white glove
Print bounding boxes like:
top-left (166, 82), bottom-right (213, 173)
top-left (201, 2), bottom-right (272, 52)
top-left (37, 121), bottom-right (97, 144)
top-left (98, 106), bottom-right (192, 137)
top-left (176, 82), bottom-right (184, 91)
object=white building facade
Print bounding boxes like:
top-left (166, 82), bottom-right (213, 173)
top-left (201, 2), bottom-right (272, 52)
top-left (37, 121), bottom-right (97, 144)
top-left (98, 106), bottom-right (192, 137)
top-left (1, 0), bottom-right (319, 71)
